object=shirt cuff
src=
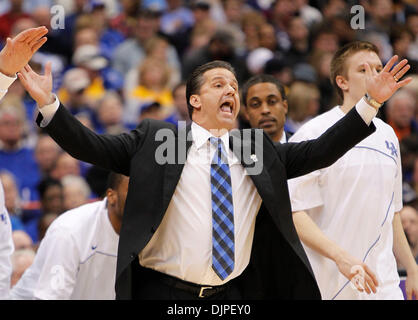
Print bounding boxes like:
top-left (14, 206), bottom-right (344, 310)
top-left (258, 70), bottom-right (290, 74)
top-left (0, 72), bottom-right (17, 93)
top-left (355, 97), bottom-right (378, 126)
top-left (38, 94), bottom-right (60, 127)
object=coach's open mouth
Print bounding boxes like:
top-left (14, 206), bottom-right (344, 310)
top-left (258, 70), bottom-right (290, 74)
top-left (219, 100), bottom-right (234, 116)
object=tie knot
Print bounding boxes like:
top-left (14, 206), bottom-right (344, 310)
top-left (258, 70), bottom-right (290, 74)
top-left (209, 137), bottom-right (222, 148)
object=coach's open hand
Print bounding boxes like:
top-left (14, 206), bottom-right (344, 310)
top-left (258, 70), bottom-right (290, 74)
top-left (18, 62), bottom-right (54, 107)
top-left (365, 55), bottom-right (412, 104)
top-left (0, 26), bottom-right (48, 77)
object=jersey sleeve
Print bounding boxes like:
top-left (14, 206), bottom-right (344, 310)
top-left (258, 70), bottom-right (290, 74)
top-left (21, 223), bottom-right (80, 300)
top-left (287, 123), bottom-right (324, 212)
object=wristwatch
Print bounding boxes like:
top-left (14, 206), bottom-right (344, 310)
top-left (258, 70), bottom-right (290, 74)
top-left (364, 93), bottom-right (383, 110)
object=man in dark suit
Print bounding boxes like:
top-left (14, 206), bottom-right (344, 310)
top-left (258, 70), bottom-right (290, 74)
top-left (18, 58), bottom-right (411, 300)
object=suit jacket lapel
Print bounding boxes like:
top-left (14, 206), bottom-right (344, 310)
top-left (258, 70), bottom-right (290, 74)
top-left (161, 123), bottom-right (193, 216)
top-left (229, 130), bottom-right (276, 216)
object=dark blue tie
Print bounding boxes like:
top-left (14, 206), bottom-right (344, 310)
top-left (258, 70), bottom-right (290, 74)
top-left (209, 137), bottom-right (235, 280)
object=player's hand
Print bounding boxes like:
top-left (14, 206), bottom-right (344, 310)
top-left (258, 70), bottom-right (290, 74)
top-left (18, 62), bottom-right (54, 107)
top-left (335, 250), bottom-right (379, 294)
top-left (365, 55), bottom-right (412, 105)
top-left (405, 267), bottom-right (418, 300)
top-left (0, 26), bottom-right (48, 77)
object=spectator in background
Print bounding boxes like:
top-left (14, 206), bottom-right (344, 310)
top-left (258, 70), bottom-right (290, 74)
top-left (285, 81), bottom-right (320, 133)
top-left (73, 26), bottom-right (100, 51)
top-left (386, 89), bottom-right (417, 142)
top-left (96, 91), bottom-right (126, 134)
top-left (263, 57), bottom-right (293, 88)
top-left (61, 175), bottom-right (92, 211)
top-left (82, 1), bottom-right (125, 60)
top-left (125, 57), bottom-right (174, 125)
top-left (165, 82), bottom-right (190, 125)
top-left (10, 173), bottom-right (129, 300)
top-left (390, 24), bottom-right (415, 62)
top-left (51, 153), bottom-right (82, 181)
top-left (160, 0), bottom-right (194, 36)
top-left (23, 177), bottom-right (64, 244)
top-left (240, 10), bottom-right (266, 51)
top-left (284, 16), bottom-right (310, 67)
top-left (364, 0), bottom-right (394, 37)
top-left (294, 0), bottom-right (322, 28)
top-left (112, 9), bottom-right (180, 78)
top-left (399, 206), bottom-right (418, 265)
top-left (182, 29), bottom-right (250, 84)
top-left (246, 47), bottom-right (274, 75)
top-left (406, 12), bottom-right (418, 61)
top-left (123, 36), bottom-right (181, 100)
top-left (269, 0), bottom-right (297, 52)
top-left (34, 134), bottom-right (61, 180)
top-left (258, 23), bottom-right (280, 54)
top-left (72, 44), bottom-right (123, 107)
top-left (138, 101), bottom-right (165, 123)
top-left (110, 0), bottom-right (141, 38)
top-left (10, 248), bottom-right (35, 288)
top-left (310, 50), bottom-right (338, 112)
top-left (0, 95), bottom-right (40, 202)
top-left (169, 0), bottom-right (215, 58)
top-left (0, 171), bottom-right (24, 231)
top-left (0, 0), bottom-right (31, 42)
top-left (58, 68), bottom-right (92, 116)
top-left (321, 0), bottom-right (347, 20)
top-left (310, 24), bottom-right (339, 57)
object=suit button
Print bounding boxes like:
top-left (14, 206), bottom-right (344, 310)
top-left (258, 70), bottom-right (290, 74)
top-left (130, 253), bottom-right (136, 259)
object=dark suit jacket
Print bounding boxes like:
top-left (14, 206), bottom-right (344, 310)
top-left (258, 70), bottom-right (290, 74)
top-left (37, 104), bottom-right (376, 299)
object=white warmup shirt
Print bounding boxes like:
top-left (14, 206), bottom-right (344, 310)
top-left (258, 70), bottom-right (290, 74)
top-left (10, 199), bottom-right (119, 300)
top-left (0, 71), bottom-right (17, 299)
top-left (288, 103), bottom-right (403, 300)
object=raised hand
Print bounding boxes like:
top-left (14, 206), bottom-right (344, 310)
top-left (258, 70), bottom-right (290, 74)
top-left (18, 62), bottom-right (54, 107)
top-left (0, 26), bottom-right (48, 77)
top-left (365, 55), bottom-right (412, 104)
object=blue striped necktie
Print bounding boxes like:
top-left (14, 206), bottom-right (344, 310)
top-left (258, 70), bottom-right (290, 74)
top-left (209, 137), bottom-right (235, 280)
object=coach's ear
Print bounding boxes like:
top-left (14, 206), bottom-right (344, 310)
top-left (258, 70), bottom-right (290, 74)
top-left (189, 94), bottom-right (201, 111)
top-left (335, 75), bottom-right (348, 91)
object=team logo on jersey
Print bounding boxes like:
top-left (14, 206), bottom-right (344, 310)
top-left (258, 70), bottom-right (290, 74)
top-left (0, 212), bottom-right (7, 225)
top-left (385, 141), bottom-right (398, 157)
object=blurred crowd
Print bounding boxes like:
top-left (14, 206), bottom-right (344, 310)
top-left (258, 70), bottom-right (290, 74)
top-left (0, 0), bottom-right (417, 286)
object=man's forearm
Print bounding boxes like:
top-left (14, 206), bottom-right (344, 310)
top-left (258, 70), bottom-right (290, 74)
top-left (292, 210), bottom-right (344, 262)
top-left (393, 212), bottom-right (418, 275)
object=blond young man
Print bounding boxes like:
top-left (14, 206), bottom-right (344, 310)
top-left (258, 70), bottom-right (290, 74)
top-left (288, 41), bottom-right (418, 300)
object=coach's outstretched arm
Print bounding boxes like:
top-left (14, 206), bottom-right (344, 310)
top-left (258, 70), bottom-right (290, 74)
top-left (279, 55), bottom-right (413, 179)
top-left (18, 63), bottom-right (144, 176)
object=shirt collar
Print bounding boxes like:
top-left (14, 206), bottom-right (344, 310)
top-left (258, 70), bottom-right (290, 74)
top-left (191, 121), bottom-right (230, 151)
top-left (279, 131), bottom-right (287, 143)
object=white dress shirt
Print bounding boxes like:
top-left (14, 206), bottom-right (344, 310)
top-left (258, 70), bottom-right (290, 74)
top-left (38, 96), bottom-right (377, 287)
top-left (0, 71), bottom-right (17, 299)
top-left (288, 103), bottom-right (403, 300)
top-left (10, 199), bottom-right (119, 300)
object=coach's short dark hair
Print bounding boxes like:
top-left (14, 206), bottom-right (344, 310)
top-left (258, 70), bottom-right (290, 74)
top-left (185, 60), bottom-right (236, 120)
top-left (241, 74), bottom-right (287, 106)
